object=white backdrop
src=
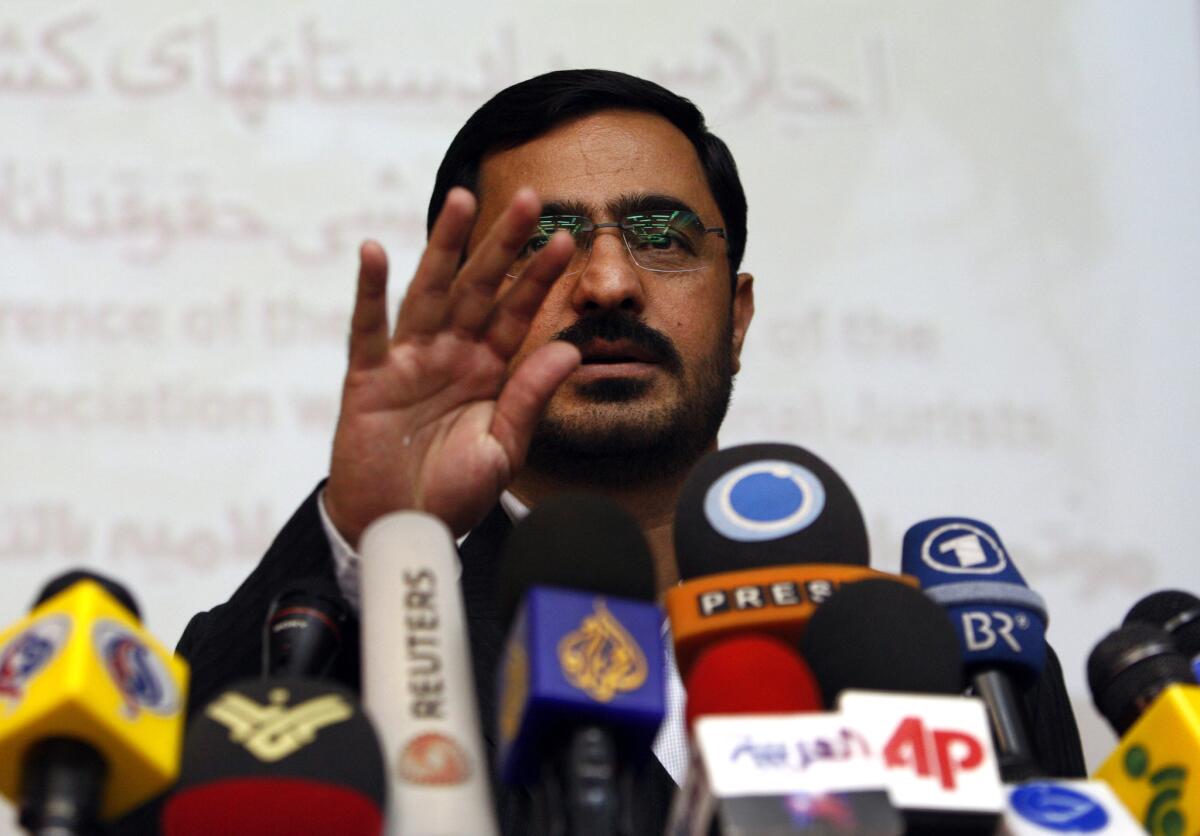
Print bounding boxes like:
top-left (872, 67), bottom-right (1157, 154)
top-left (3, 0), bottom-right (1200, 825)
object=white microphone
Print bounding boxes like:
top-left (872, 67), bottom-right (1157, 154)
top-left (1000, 779), bottom-right (1143, 834)
top-left (360, 511), bottom-right (498, 836)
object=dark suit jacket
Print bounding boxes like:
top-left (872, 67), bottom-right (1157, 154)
top-left (142, 483), bottom-right (1086, 834)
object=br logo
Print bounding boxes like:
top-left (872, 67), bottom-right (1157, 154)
top-left (920, 523), bottom-right (1008, 575)
top-left (704, 460), bottom-right (826, 542)
top-left (92, 619), bottom-right (179, 717)
top-left (0, 615), bottom-right (71, 706)
top-left (1009, 782), bottom-right (1109, 832)
top-left (1122, 744), bottom-right (1187, 836)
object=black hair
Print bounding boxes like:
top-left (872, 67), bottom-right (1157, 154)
top-left (427, 69), bottom-right (747, 281)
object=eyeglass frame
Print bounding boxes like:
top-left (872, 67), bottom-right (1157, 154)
top-left (504, 210), bottom-right (728, 278)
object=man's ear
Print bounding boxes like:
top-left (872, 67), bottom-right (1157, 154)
top-left (730, 272), bottom-right (755, 373)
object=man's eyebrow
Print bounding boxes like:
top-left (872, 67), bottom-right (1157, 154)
top-left (609, 192), bottom-right (698, 219)
top-left (539, 199), bottom-right (592, 218)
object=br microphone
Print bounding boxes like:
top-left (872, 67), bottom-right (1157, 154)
top-left (667, 443), bottom-right (908, 676)
top-left (902, 517), bottom-right (1048, 780)
top-left (162, 577), bottom-right (387, 836)
top-left (1088, 622), bottom-right (1199, 833)
top-left (360, 511), bottom-right (499, 836)
top-left (497, 493), bottom-right (665, 836)
top-left (0, 570), bottom-right (188, 834)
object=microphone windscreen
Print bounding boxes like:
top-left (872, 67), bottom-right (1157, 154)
top-left (799, 579), bottom-right (963, 706)
top-left (674, 443), bottom-right (868, 580)
top-left (1087, 622), bottom-right (1197, 735)
top-left (1124, 589), bottom-right (1200, 658)
top-left (32, 570), bottom-right (141, 621)
top-left (499, 492), bottom-right (655, 626)
top-left (683, 634), bottom-right (821, 730)
top-left (264, 576), bottom-right (352, 678)
top-left (162, 678), bottom-right (385, 836)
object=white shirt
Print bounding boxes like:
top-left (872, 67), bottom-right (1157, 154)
top-left (316, 489), bottom-right (690, 785)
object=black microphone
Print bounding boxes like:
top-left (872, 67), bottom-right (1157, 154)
top-left (497, 493), bottom-right (665, 836)
top-left (1124, 589), bottom-right (1200, 681)
top-left (263, 576), bottom-right (352, 678)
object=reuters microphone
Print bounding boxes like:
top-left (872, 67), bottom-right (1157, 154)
top-left (360, 511), bottom-right (499, 836)
top-left (667, 443), bottom-right (910, 677)
top-left (902, 517), bottom-right (1048, 781)
top-left (0, 570), bottom-right (187, 834)
top-left (1088, 622), bottom-right (1200, 834)
top-left (496, 493), bottom-right (664, 836)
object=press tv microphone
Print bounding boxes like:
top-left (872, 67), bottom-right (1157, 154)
top-left (902, 517), bottom-right (1047, 781)
top-left (799, 579), bottom-right (1007, 833)
top-left (0, 570), bottom-right (188, 833)
top-left (163, 578), bottom-right (386, 836)
top-left (360, 511), bottom-right (499, 836)
top-left (1125, 589), bottom-right (1200, 681)
top-left (497, 493), bottom-right (664, 836)
top-left (1088, 622), bottom-right (1200, 833)
top-left (264, 576), bottom-right (351, 678)
top-left (667, 443), bottom-right (911, 677)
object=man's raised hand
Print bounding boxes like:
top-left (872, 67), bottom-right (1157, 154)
top-left (323, 187), bottom-right (580, 545)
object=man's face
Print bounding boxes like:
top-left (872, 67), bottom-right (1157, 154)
top-left (471, 109), bottom-right (754, 484)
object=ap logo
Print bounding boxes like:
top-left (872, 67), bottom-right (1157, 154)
top-left (921, 523), bottom-right (1008, 575)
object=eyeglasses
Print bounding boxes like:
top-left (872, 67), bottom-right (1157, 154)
top-left (505, 210), bottom-right (727, 278)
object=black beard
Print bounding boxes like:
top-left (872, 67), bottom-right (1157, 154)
top-left (525, 315), bottom-right (735, 488)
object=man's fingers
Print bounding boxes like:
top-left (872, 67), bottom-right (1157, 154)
top-left (447, 187), bottom-right (543, 334)
top-left (490, 341), bottom-right (581, 466)
top-left (347, 240), bottom-right (391, 370)
top-left (485, 230), bottom-right (574, 357)
top-left (395, 187), bottom-right (476, 337)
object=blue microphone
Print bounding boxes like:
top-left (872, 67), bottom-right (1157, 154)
top-left (902, 518), bottom-right (1047, 781)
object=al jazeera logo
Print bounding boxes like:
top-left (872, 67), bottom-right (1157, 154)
top-left (558, 599), bottom-right (647, 703)
top-left (1122, 744), bottom-right (1188, 836)
top-left (206, 687), bottom-right (353, 762)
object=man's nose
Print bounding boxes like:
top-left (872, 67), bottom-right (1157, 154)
top-left (569, 228), bottom-right (646, 314)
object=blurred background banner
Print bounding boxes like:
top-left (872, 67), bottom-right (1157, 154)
top-left (3, 1), bottom-right (1199, 819)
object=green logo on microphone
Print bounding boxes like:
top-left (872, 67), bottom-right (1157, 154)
top-left (1123, 744), bottom-right (1187, 836)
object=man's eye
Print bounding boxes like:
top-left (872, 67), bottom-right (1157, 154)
top-left (635, 230), bottom-right (692, 252)
top-left (518, 235), bottom-right (551, 258)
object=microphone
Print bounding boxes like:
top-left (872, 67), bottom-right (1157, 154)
top-left (0, 570), bottom-right (188, 834)
top-left (668, 635), bottom-right (906, 835)
top-left (359, 511), bottom-right (499, 836)
top-left (163, 578), bottom-right (386, 836)
top-left (263, 576), bottom-right (352, 678)
top-left (496, 493), bottom-right (665, 836)
top-left (1088, 622), bottom-right (1199, 833)
top-left (1001, 779), bottom-right (1144, 834)
top-left (902, 517), bottom-right (1048, 781)
top-left (667, 443), bottom-right (907, 677)
top-left (801, 579), bottom-right (1006, 833)
top-left (1124, 589), bottom-right (1200, 681)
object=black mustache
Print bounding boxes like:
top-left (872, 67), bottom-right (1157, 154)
top-left (554, 312), bottom-right (683, 373)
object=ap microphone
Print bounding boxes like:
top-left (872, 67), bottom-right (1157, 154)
top-left (1124, 589), bottom-right (1200, 681)
top-left (1088, 622), bottom-right (1199, 833)
top-left (0, 570), bottom-right (188, 834)
top-left (902, 517), bottom-right (1047, 781)
top-left (667, 443), bottom-right (907, 677)
top-left (497, 493), bottom-right (664, 836)
top-left (360, 511), bottom-right (499, 836)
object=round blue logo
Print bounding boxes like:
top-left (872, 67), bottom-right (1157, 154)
top-left (703, 460), bottom-right (825, 542)
top-left (1010, 783), bottom-right (1109, 832)
top-left (921, 522), bottom-right (1008, 575)
top-left (93, 620), bottom-right (178, 717)
top-left (0, 615), bottom-right (71, 706)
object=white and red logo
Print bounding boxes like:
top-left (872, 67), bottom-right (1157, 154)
top-left (92, 619), bottom-right (178, 718)
top-left (0, 615), bottom-right (71, 707)
top-left (397, 732), bottom-right (472, 786)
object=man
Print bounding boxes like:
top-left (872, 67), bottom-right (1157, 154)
top-left (173, 69), bottom-right (1084, 833)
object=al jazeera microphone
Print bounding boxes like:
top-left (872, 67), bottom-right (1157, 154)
top-left (360, 511), bottom-right (499, 836)
top-left (0, 570), bottom-right (188, 834)
top-left (902, 517), bottom-right (1047, 781)
top-left (1088, 622), bottom-right (1200, 834)
top-left (666, 443), bottom-right (911, 677)
top-left (496, 493), bottom-right (665, 836)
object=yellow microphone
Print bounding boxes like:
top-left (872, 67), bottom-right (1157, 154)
top-left (0, 570), bottom-right (188, 833)
top-left (1088, 622), bottom-right (1199, 834)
